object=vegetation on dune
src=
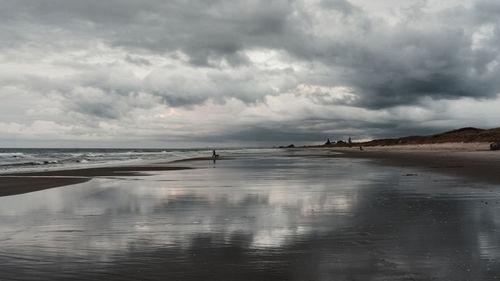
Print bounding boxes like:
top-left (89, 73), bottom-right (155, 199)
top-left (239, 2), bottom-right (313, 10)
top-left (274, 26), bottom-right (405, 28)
top-left (319, 127), bottom-right (500, 147)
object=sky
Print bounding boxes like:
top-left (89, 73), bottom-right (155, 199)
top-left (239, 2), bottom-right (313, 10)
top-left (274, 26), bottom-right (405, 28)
top-left (0, 0), bottom-right (499, 148)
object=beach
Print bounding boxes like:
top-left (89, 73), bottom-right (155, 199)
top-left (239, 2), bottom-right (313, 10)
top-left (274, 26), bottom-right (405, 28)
top-left (318, 142), bottom-right (500, 185)
top-left (2, 144), bottom-right (499, 198)
top-left (0, 166), bottom-right (192, 197)
top-left (1, 147), bottom-right (500, 280)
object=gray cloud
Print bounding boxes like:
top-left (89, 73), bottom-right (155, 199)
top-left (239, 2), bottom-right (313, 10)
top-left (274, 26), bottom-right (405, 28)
top-left (1, 0), bottom-right (499, 146)
top-left (320, 0), bottom-right (361, 16)
top-left (3, 0), bottom-right (499, 105)
top-left (125, 55), bottom-right (151, 66)
top-left (196, 121), bottom-right (441, 146)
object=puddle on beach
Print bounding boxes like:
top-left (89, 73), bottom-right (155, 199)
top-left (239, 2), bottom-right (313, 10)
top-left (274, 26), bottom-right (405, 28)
top-left (1, 150), bottom-right (500, 280)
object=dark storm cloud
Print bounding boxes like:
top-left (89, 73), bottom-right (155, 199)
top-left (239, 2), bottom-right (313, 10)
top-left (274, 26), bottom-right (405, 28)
top-left (0, 0), bottom-right (295, 65)
top-left (473, 1), bottom-right (500, 23)
top-left (205, 126), bottom-right (328, 143)
top-left (301, 0), bottom-right (500, 109)
top-left (336, 21), bottom-right (500, 109)
top-left (2, 0), bottom-right (499, 110)
top-left (183, 118), bottom-right (440, 145)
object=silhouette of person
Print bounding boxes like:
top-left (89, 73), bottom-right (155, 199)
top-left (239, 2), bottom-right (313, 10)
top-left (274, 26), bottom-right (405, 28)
top-left (212, 150), bottom-right (218, 165)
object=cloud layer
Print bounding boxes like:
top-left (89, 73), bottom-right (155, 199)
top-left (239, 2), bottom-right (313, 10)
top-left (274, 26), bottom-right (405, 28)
top-left (0, 0), bottom-right (499, 147)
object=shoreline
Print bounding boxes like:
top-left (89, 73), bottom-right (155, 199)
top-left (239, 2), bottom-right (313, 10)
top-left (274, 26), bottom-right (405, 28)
top-left (310, 142), bottom-right (500, 185)
top-left (0, 166), bottom-right (191, 197)
top-left (2, 144), bottom-right (499, 197)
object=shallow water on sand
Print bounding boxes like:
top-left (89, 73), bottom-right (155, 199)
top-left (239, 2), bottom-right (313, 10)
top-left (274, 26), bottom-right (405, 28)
top-left (1, 149), bottom-right (500, 280)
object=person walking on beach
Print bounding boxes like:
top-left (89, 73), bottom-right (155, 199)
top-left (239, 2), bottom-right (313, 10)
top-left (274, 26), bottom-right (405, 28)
top-left (212, 149), bottom-right (219, 165)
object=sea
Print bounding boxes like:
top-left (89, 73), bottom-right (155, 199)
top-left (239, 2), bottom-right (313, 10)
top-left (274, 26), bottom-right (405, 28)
top-left (1, 148), bottom-right (500, 280)
top-left (0, 148), bottom-right (250, 173)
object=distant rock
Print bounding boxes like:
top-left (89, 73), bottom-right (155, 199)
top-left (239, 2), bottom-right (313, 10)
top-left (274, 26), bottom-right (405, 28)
top-left (491, 142), bottom-right (500, 151)
top-left (278, 144), bottom-right (295, 148)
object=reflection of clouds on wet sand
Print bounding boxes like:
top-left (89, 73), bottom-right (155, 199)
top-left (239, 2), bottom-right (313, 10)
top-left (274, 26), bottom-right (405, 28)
top-left (0, 157), bottom-right (368, 264)
top-left (2, 152), bottom-right (500, 280)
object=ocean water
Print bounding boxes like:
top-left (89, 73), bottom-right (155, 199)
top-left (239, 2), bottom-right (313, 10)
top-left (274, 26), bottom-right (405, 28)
top-left (1, 149), bottom-right (500, 280)
top-left (0, 148), bottom-right (251, 173)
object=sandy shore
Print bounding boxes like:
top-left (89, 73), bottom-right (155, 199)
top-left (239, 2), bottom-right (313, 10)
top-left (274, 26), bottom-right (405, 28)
top-left (315, 142), bottom-right (500, 184)
top-left (0, 166), bottom-right (191, 197)
top-left (2, 144), bottom-right (499, 197)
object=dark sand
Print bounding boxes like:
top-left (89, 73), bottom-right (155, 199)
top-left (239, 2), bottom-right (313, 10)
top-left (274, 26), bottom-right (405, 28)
top-left (317, 143), bottom-right (500, 185)
top-left (169, 156), bottom-right (232, 163)
top-left (0, 166), bottom-right (191, 197)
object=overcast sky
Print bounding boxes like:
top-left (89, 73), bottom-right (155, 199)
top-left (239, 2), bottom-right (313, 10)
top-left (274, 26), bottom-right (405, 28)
top-left (1, 0), bottom-right (499, 148)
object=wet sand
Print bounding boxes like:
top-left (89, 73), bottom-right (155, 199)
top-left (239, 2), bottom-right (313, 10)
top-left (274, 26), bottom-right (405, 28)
top-left (0, 166), bottom-right (191, 197)
top-left (1, 149), bottom-right (500, 280)
top-left (169, 156), bottom-right (232, 163)
top-left (313, 142), bottom-right (500, 185)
